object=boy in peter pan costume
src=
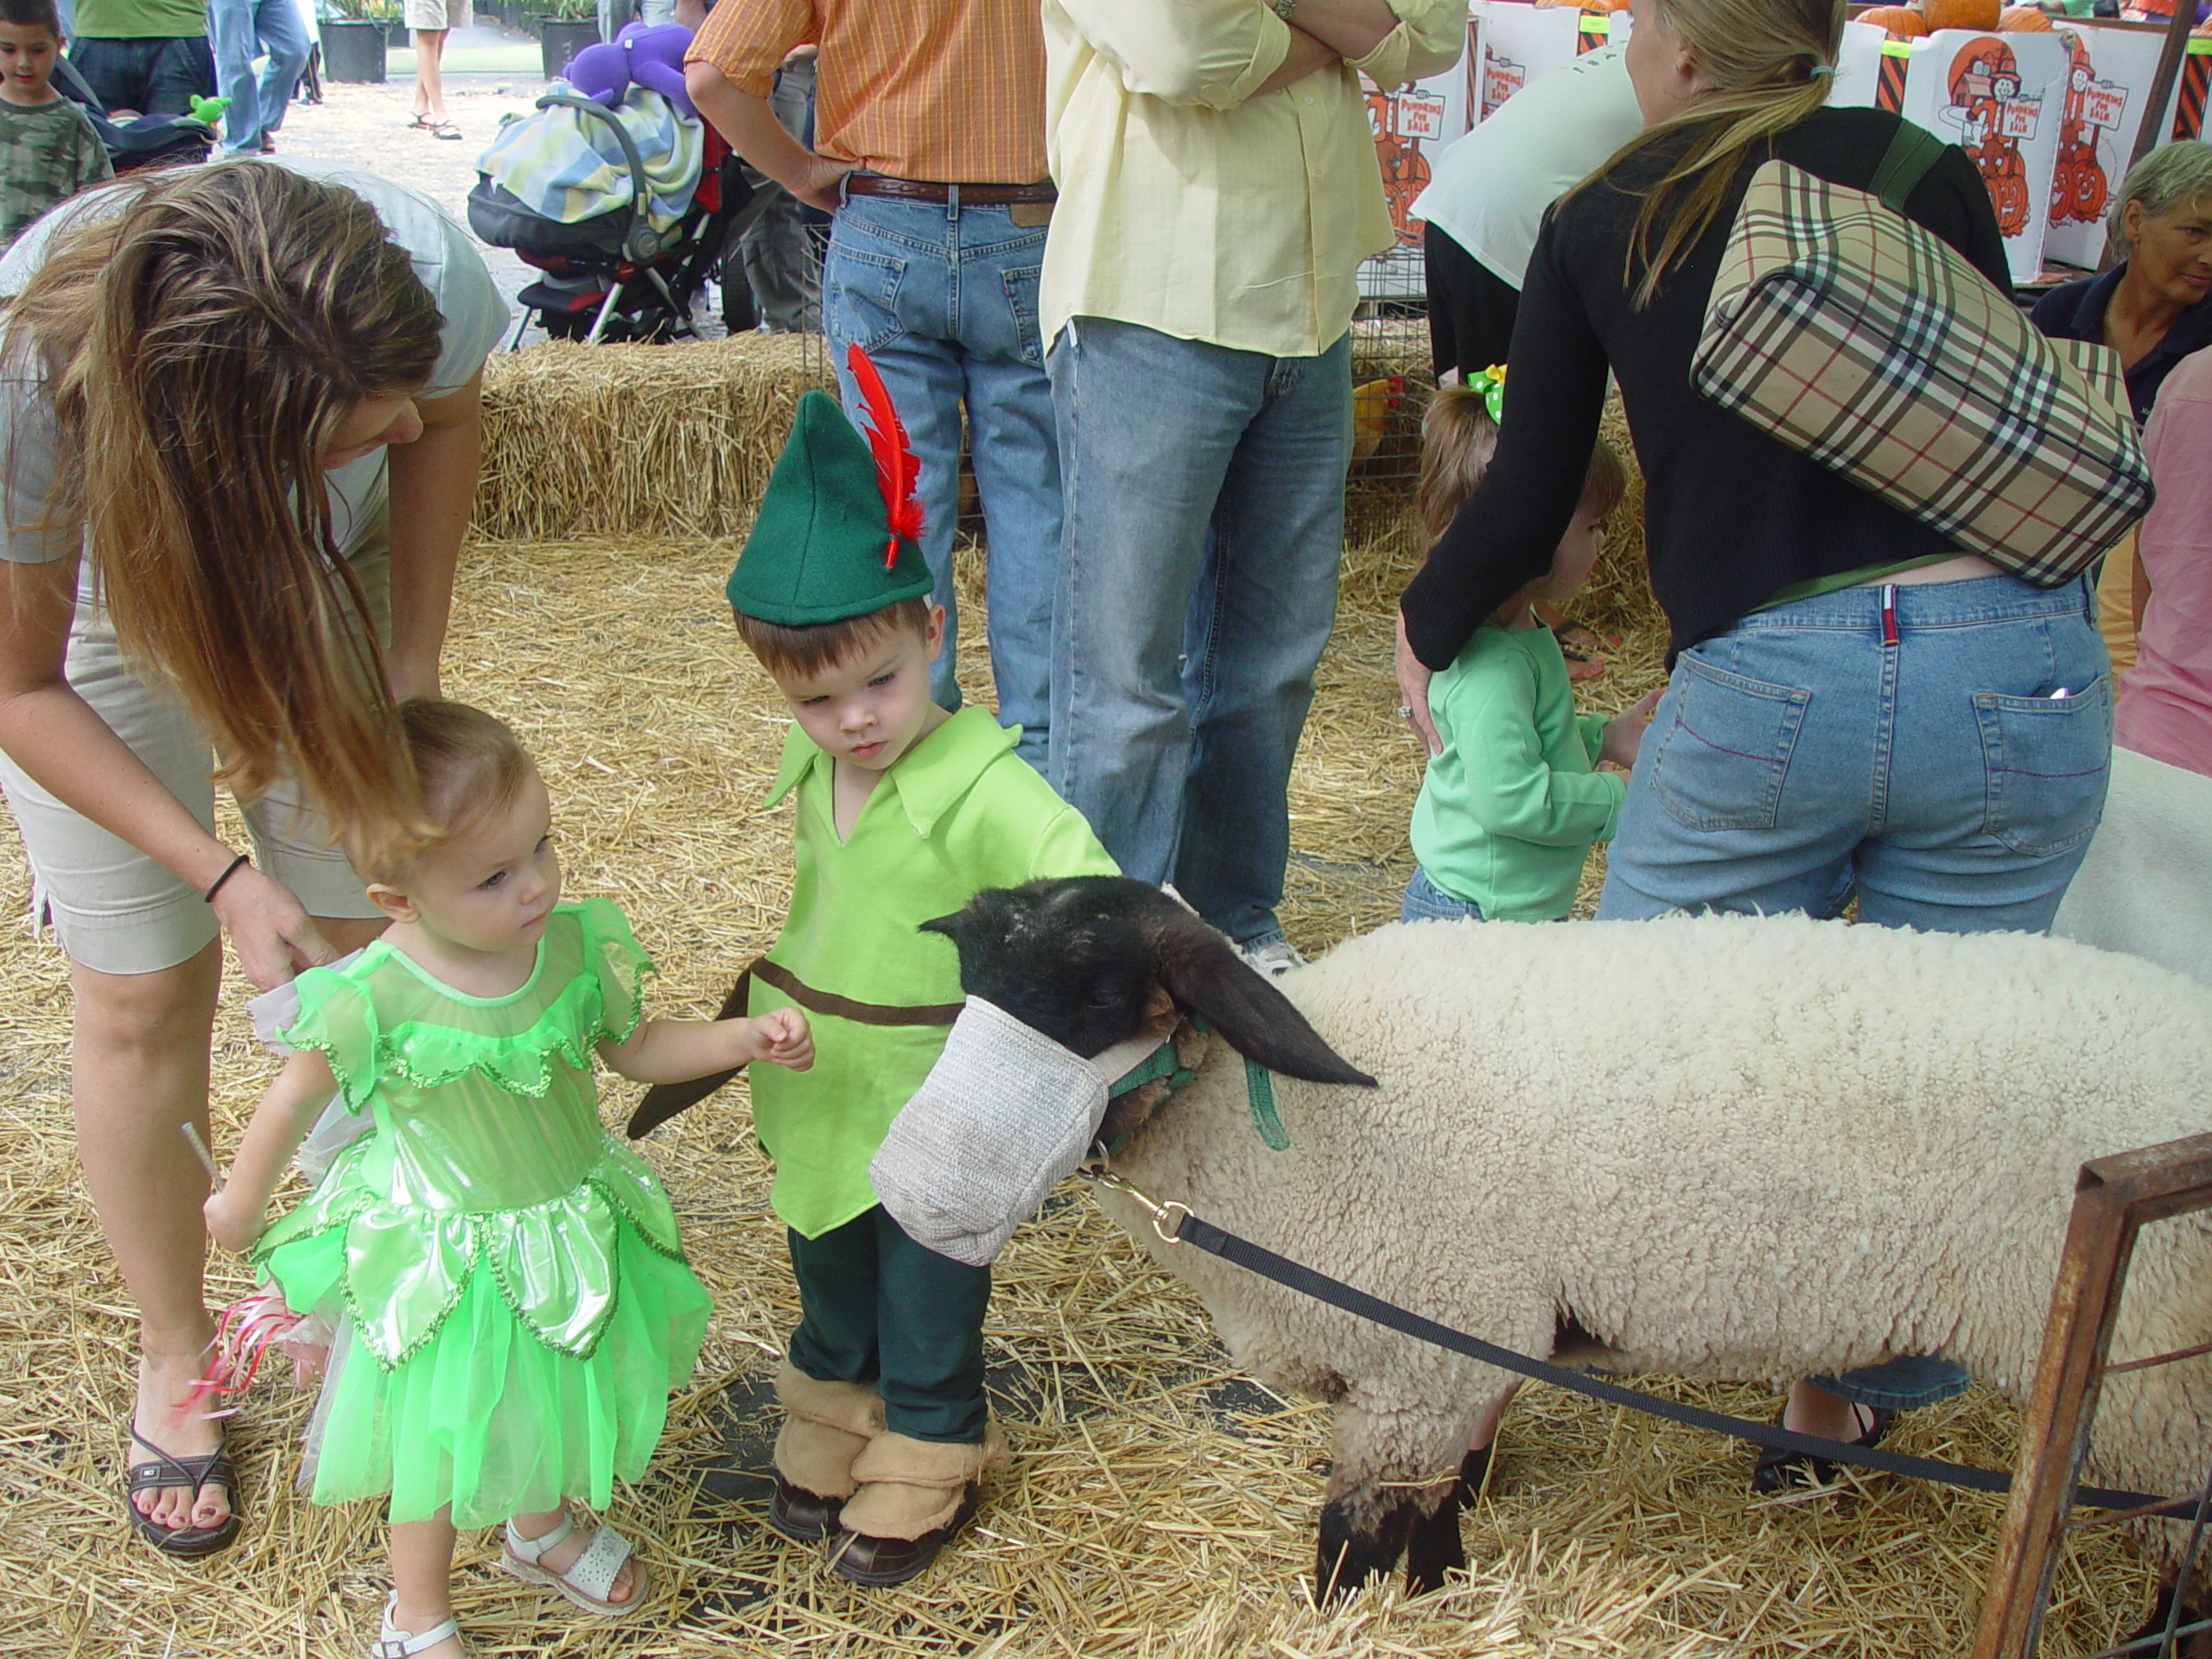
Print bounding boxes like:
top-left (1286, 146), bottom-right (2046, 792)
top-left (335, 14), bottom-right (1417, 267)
top-left (715, 353), bottom-right (1116, 1585)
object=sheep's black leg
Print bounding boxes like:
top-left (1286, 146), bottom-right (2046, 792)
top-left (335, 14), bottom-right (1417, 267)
top-left (1316, 1497), bottom-right (1414, 1603)
top-left (2123, 1580), bottom-right (2212, 1657)
top-left (1402, 1484), bottom-right (1465, 1597)
top-left (1452, 1443), bottom-right (1493, 1508)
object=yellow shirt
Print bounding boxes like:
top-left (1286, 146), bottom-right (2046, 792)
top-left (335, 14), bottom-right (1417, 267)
top-left (1039, 0), bottom-right (1464, 358)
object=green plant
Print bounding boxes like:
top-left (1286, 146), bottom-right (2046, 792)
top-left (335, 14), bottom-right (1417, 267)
top-left (535, 0), bottom-right (598, 19)
top-left (319, 0), bottom-right (400, 20)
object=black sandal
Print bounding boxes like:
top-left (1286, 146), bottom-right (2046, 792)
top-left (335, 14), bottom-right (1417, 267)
top-left (1748, 1403), bottom-right (1894, 1495)
top-left (125, 1424), bottom-right (241, 1558)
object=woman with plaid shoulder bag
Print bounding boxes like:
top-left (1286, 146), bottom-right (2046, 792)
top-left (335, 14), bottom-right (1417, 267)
top-left (1393, 0), bottom-right (2114, 1522)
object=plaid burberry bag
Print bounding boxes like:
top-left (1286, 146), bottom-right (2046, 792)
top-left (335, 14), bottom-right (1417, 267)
top-left (1693, 123), bottom-right (2151, 585)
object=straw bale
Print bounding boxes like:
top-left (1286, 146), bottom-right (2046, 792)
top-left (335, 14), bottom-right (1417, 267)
top-left (475, 334), bottom-right (832, 543)
top-left (0, 532), bottom-right (2162, 1657)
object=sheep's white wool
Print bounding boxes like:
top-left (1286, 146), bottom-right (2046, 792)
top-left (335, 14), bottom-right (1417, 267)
top-left (2053, 745), bottom-right (2212, 985)
top-left (1092, 912), bottom-right (2212, 1567)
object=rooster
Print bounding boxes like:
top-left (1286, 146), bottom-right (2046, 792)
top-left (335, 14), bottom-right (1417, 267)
top-left (1349, 374), bottom-right (1405, 469)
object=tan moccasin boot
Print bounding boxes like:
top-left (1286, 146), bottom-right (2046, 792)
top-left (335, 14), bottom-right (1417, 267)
top-left (770, 1363), bottom-right (886, 1542)
top-left (829, 1422), bottom-right (1007, 1586)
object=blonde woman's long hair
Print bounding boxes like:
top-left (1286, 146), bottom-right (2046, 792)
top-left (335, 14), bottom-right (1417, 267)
top-left (1604, 0), bottom-right (1843, 308)
top-left (5, 162), bottom-right (443, 862)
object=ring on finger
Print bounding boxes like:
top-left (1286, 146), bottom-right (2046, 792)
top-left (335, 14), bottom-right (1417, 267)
top-left (1396, 703), bottom-right (1414, 720)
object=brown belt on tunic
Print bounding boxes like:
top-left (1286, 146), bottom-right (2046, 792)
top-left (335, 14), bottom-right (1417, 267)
top-left (625, 957), bottom-right (963, 1140)
top-left (842, 175), bottom-right (1057, 206)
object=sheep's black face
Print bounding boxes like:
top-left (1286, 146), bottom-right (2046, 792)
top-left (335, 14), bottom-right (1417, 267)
top-left (922, 878), bottom-right (1157, 1059)
top-left (927, 875), bottom-right (1378, 1090)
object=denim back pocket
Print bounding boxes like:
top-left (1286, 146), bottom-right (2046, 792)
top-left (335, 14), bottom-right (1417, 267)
top-left (1648, 650), bottom-right (1813, 833)
top-left (823, 239), bottom-right (907, 354)
top-left (1001, 263), bottom-right (1045, 366)
top-left (1974, 676), bottom-right (2111, 856)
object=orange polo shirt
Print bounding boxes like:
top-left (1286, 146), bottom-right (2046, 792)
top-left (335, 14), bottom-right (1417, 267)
top-left (687, 0), bottom-right (1049, 186)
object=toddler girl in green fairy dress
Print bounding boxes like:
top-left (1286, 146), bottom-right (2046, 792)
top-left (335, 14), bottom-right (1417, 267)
top-left (202, 700), bottom-right (813, 1659)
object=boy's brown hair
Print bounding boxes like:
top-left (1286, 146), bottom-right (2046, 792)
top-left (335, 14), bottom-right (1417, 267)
top-left (732, 594), bottom-right (935, 683)
top-left (348, 699), bottom-right (534, 881)
top-left (0, 0), bottom-right (61, 36)
top-left (1416, 383), bottom-right (1629, 544)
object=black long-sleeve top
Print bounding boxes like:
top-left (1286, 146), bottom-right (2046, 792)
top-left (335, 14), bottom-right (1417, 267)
top-left (1401, 107), bottom-right (2012, 668)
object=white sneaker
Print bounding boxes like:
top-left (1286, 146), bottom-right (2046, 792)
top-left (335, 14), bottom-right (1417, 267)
top-left (1239, 936), bottom-right (1306, 979)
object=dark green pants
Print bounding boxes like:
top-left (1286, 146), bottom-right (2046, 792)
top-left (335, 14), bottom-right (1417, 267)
top-left (786, 1205), bottom-right (992, 1443)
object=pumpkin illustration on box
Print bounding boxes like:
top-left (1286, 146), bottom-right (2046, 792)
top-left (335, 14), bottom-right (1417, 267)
top-left (2051, 29), bottom-right (2123, 226)
top-left (1943, 35), bottom-right (2040, 236)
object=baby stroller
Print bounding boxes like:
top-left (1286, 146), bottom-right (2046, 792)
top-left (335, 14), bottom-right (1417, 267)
top-left (52, 53), bottom-right (216, 171)
top-left (469, 91), bottom-right (752, 346)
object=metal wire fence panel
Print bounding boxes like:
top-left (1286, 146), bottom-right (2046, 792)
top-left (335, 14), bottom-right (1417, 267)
top-left (1974, 1135), bottom-right (2212, 1659)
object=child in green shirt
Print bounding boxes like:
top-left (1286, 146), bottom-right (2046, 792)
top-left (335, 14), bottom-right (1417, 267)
top-left (0, 0), bottom-right (110, 250)
top-left (716, 363), bottom-right (1115, 1587)
top-left (1404, 374), bottom-right (1657, 924)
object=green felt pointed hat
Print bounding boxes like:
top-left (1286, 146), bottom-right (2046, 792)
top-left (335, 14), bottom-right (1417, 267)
top-left (726, 387), bottom-right (932, 626)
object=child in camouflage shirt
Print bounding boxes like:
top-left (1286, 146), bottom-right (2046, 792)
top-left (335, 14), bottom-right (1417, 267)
top-left (0, 0), bottom-right (109, 249)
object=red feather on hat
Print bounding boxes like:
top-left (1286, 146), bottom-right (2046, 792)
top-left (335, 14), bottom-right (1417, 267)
top-left (845, 343), bottom-right (925, 568)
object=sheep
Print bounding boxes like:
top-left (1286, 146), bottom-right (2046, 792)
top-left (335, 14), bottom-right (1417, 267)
top-left (917, 875), bottom-right (2212, 1624)
top-left (2053, 745), bottom-right (2212, 986)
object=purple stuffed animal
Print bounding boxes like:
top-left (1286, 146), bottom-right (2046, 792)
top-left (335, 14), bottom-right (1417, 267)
top-left (567, 21), bottom-right (696, 120)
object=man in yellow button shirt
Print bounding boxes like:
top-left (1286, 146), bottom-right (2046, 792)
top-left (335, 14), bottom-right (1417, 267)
top-left (1039, 0), bottom-right (1462, 976)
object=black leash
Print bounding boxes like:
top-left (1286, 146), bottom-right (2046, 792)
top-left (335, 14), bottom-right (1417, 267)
top-left (1083, 1171), bottom-right (2199, 1522)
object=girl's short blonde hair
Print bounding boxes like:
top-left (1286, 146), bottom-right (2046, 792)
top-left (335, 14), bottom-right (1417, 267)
top-left (1417, 385), bottom-right (1503, 547)
top-left (1418, 384), bottom-right (1629, 546)
top-left (350, 700), bottom-right (533, 881)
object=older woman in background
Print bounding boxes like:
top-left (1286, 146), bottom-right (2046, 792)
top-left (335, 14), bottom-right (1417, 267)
top-left (2031, 140), bottom-right (2212, 426)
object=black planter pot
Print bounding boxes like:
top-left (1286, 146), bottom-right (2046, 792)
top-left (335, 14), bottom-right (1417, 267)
top-left (319, 19), bottom-right (387, 84)
top-left (539, 17), bottom-right (599, 79)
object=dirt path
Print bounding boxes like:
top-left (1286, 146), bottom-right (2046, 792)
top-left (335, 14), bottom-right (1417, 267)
top-left (273, 71), bottom-right (544, 312)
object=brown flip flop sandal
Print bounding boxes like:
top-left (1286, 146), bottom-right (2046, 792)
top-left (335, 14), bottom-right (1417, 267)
top-left (125, 1424), bottom-right (241, 1558)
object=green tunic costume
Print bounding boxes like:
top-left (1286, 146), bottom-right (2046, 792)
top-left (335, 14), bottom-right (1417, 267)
top-left (748, 706), bottom-right (1117, 1239)
top-left (253, 898), bottom-right (710, 1528)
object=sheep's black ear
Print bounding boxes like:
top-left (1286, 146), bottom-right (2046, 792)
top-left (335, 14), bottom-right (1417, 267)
top-left (626, 973), bottom-right (751, 1138)
top-left (1136, 897), bottom-right (1376, 1088)
top-left (918, 911), bottom-right (961, 938)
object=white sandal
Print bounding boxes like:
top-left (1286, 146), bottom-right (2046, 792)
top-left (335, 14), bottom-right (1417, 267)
top-left (498, 1510), bottom-right (650, 1618)
top-left (369, 1591), bottom-right (467, 1657)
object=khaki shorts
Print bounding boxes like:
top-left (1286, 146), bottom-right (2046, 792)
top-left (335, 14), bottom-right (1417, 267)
top-left (0, 522), bottom-right (391, 976)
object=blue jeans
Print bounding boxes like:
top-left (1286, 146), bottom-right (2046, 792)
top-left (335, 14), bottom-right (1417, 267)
top-left (1599, 571), bottom-right (2110, 1409)
top-left (597, 0), bottom-right (674, 41)
top-left (1597, 574), bottom-right (2109, 931)
top-left (1400, 865), bottom-right (1485, 923)
top-left (823, 183), bottom-right (1059, 772)
top-left (68, 34), bottom-right (213, 118)
top-left (208, 0), bottom-right (309, 155)
top-left (1049, 316), bottom-right (1351, 944)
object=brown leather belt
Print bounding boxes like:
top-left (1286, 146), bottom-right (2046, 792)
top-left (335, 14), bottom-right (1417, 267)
top-left (843, 175), bottom-right (1056, 206)
top-left (626, 956), bottom-right (963, 1138)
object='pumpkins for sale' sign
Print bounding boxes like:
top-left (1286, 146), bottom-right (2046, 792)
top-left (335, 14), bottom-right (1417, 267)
top-left (1903, 26), bottom-right (2069, 282)
top-left (1472, 2), bottom-right (1628, 122)
top-left (2039, 22), bottom-right (2198, 269)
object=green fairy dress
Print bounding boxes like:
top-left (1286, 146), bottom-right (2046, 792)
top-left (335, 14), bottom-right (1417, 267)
top-left (252, 897), bottom-right (710, 1528)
